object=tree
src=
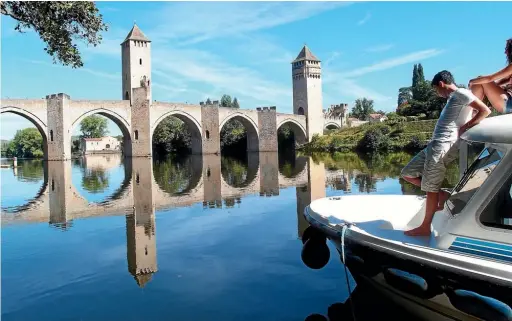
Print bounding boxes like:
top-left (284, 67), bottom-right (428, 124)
top-left (6, 128), bottom-right (44, 158)
top-left (82, 168), bottom-right (109, 193)
top-left (152, 117), bottom-right (192, 155)
top-left (417, 63), bottom-right (425, 82)
top-left (220, 94), bottom-right (232, 107)
top-left (80, 115), bottom-right (108, 138)
top-left (351, 98), bottom-right (375, 120)
top-left (398, 87), bottom-right (412, 106)
top-left (1, 1), bottom-right (108, 68)
top-left (232, 97), bottom-right (240, 109)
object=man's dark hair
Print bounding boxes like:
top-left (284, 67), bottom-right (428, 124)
top-left (431, 70), bottom-right (455, 87)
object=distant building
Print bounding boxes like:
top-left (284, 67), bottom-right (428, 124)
top-left (368, 113), bottom-right (388, 123)
top-left (80, 136), bottom-right (121, 154)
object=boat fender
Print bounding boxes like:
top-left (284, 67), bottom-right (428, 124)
top-left (301, 238), bottom-right (330, 270)
top-left (383, 268), bottom-right (441, 300)
top-left (302, 226), bottom-right (326, 244)
top-left (446, 289), bottom-right (512, 321)
top-left (344, 253), bottom-right (380, 278)
top-left (304, 313), bottom-right (328, 321)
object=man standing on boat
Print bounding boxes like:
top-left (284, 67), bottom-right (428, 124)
top-left (401, 70), bottom-right (491, 236)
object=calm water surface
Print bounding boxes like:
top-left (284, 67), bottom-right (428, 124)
top-left (1, 152), bottom-right (459, 321)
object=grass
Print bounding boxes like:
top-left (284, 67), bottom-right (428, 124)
top-left (300, 119), bottom-right (437, 153)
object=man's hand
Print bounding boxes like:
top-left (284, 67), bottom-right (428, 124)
top-left (458, 123), bottom-right (469, 138)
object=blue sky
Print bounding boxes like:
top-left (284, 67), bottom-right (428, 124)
top-left (1, 1), bottom-right (511, 139)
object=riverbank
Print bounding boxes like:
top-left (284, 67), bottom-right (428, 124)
top-left (299, 119), bottom-right (436, 153)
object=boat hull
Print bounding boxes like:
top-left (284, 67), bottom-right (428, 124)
top-left (300, 196), bottom-right (512, 321)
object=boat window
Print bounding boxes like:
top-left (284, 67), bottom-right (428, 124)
top-left (479, 173), bottom-right (512, 230)
top-left (446, 147), bottom-right (502, 216)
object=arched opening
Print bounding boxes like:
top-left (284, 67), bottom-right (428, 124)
top-left (220, 115), bottom-right (258, 156)
top-left (0, 108), bottom-right (48, 160)
top-left (152, 112), bottom-right (202, 158)
top-left (153, 154), bottom-right (202, 196)
top-left (277, 121), bottom-right (307, 153)
top-left (71, 153), bottom-right (132, 205)
top-left (297, 107), bottom-right (305, 115)
top-left (279, 154), bottom-right (307, 179)
top-left (70, 111), bottom-right (132, 158)
top-left (221, 152), bottom-right (259, 189)
top-left (324, 123), bottom-right (339, 135)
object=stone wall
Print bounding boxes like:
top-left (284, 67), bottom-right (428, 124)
top-left (130, 87), bottom-right (152, 157)
top-left (257, 107), bottom-right (278, 152)
top-left (47, 93), bottom-right (72, 160)
top-left (201, 104), bottom-right (220, 154)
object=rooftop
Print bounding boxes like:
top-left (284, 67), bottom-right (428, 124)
top-left (122, 24), bottom-right (151, 43)
top-left (292, 45), bottom-right (320, 63)
top-left (461, 113), bottom-right (512, 145)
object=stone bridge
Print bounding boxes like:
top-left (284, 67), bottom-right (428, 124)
top-left (1, 153), bottom-right (351, 226)
top-left (1, 25), bottom-right (352, 160)
top-left (1, 89), bottom-right (312, 160)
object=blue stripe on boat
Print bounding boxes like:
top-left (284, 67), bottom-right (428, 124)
top-left (451, 241), bottom-right (512, 257)
top-left (449, 237), bottom-right (512, 263)
top-left (455, 237), bottom-right (512, 252)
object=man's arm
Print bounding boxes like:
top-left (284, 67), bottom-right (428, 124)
top-left (460, 97), bottom-right (491, 136)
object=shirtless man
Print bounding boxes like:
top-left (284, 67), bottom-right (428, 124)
top-left (401, 70), bottom-right (491, 236)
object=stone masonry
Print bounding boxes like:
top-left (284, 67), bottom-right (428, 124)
top-left (0, 25), bottom-right (351, 159)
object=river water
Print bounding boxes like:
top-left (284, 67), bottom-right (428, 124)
top-left (1, 152), bottom-right (460, 321)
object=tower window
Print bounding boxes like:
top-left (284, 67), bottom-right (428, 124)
top-left (134, 130), bottom-right (139, 140)
top-left (205, 130), bottom-right (210, 139)
top-left (125, 91), bottom-right (129, 100)
top-left (139, 58), bottom-right (142, 65)
top-left (50, 130), bottom-right (54, 142)
top-left (298, 107), bottom-right (305, 115)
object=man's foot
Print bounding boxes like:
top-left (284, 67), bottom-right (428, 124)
top-left (437, 190), bottom-right (451, 210)
top-left (404, 225), bottom-right (431, 236)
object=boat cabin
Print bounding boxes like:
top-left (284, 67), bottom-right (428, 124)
top-left (435, 113), bottom-right (512, 247)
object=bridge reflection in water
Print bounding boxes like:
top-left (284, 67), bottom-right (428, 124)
top-left (1, 152), bottom-right (354, 288)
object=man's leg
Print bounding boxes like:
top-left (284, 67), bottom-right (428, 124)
top-left (401, 148), bottom-right (427, 188)
top-left (404, 142), bottom-right (449, 237)
top-left (405, 192), bottom-right (439, 236)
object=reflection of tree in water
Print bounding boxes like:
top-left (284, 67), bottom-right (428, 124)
top-left (310, 151), bottom-right (461, 195)
top-left (153, 156), bottom-right (194, 195)
top-left (16, 160), bottom-right (45, 182)
top-left (354, 173), bottom-right (377, 193)
top-left (81, 168), bottom-right (109, 193)
top-left (221, 156), bottom-right (249, 188)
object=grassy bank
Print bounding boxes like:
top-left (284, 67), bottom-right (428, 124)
top-left (299, 119), bottom-right (436, 153)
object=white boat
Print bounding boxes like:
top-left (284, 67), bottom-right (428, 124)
top-left (301, 114), bottom-right (512, 321)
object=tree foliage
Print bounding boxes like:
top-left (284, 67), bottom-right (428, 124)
top-left (1, 1), bottom-right (109, 68)
top-left (80, 115), bottom-right (108, 138)
top-left (220, 94), bottom-right (232, 107)
top-left (152, 117), bottom-right (192, 155)
top-left (6, 128), bottom-right (44, 158)
top-left (81, 168), bottom-right (109, 193)
top-left (351, 98), bottom-right (375, 120)
top-left (397, 63), bottom-right (447, 118)
top-left (232, 97), bottom-right (240, 109)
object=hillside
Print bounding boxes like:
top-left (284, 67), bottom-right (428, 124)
top-left (300, 119), bottom-right (436, 153)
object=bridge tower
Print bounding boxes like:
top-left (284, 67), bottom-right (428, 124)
top-left (291, 45), bottom-right (323, 141)
top-left (121, 23), bottom-right (152, 103)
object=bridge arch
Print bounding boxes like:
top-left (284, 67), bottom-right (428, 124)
top-left (324, 122), bottom-right (341, 130)
top-left (152, 110), bottom-right (203, 154)
top-left (1, 106), bottom-right (49, 159)
top-left (71, 108), bottom-right (133, 156)
top-left (219, 112), bottom-right (259, 152)
top-left (277, 119), bottom-right (307, 146)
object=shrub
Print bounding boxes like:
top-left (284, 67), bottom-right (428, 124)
top-left (406, 133), bottom-right (427, 150)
